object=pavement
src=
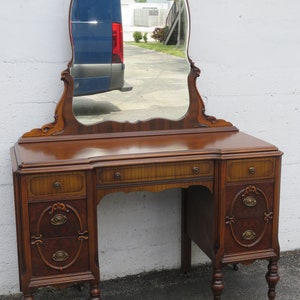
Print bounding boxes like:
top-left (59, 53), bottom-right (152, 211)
top-left (1, 250), bottom-right (299, 300)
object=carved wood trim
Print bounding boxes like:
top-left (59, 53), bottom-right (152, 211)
top-left (20, 60), bottom-right (235, 141)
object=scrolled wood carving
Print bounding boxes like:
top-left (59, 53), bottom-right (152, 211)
top-left (22, 69), bottom-right (73, 138)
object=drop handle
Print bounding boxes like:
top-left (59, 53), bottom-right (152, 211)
top-left (242, 230), bottom-right (256, 241)
top-left (243, 196), bottom-right (257, 207)
top-left (52, 250), bottom-right (69, 262)
top-left (51, 214), bottom-right (68, 226)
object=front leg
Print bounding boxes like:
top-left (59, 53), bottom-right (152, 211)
top-left (90, 282), bottom-right (101, 300)
top-left (265, 259), bottom-right (280, 300)
top-left (211, 267), bottom-right (225, 300)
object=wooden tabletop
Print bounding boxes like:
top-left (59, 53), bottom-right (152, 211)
top-left (11, 130), bottom-right (281, 172)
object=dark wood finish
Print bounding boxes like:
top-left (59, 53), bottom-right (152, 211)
top-left (10, 2), bottom-right (282, 297)
top-left (11, 131), bottom-right (282, 299)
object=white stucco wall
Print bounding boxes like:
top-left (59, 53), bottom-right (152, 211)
top-left (0, 0), bottom-right (299, 295)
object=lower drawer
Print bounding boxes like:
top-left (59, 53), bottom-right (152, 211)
top-left (224, 216), bottom-right (273, 253)
top-left (31, 236), bottom-right (89, 276)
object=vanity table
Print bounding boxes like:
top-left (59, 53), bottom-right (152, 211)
top-left (10, 1), bottom-right (282, 300)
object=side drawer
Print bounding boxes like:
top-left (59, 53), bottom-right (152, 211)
top-left (97, 160), bottom-right (214, 185)
top-left (27, 172), bottom-right (86, 200)
top-left (226, 158), bottom-right (275, 182)
top-left (224, 183), bottom-right (275, 254)
top-left (31, 235), bottom-right (90, 277)
top-left (29, 199), bottom-right (88, 239)
top-left (29, 199), bottom-right (89, 276)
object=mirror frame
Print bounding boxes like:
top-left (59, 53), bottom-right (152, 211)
top-left (20, 0), bottom-right (235, 142)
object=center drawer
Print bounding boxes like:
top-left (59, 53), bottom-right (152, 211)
top-left (97, 160), bottom-right (214, 185)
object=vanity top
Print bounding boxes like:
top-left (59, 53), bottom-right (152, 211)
top-left (12, 130), bottom-right (281, 172)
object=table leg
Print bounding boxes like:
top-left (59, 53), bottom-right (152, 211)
top-left (265, 259), bottom-right (280, 300)
top-left (211, 267), bottom-right (225, 300)
top-left (90, 282), bottom-right (101, 300)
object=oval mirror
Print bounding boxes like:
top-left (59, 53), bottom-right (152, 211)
top-left (70, 0), bottom-right (190, 125)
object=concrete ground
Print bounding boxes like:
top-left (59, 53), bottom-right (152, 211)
top-left (1, 250), bottom-right (299, 300)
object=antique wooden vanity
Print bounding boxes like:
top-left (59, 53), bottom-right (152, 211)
top-left (11, 1), bottom-right (282, 299)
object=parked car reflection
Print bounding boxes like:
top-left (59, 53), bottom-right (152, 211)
top-left (70, 0), bottom-right (128, 96)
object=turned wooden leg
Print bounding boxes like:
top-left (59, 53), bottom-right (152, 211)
top-left (211, 267), bottom-right (225, 300)
top-left (90, 283), bottom-right (101, 300)
top-left (265, 259), bottom-right (280, 300)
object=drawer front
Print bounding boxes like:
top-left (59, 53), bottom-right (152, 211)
top-left (97, 160), bottom-right (213, 185)
top-left (224, 183), bottom-right (274, 253)
top-left (27, 172), bottom-right (86, 199)
top-left (225, 183), bottom-right (274, 219)
top-left (29, 200), bottom-right (88, 239)
top-left (224, 216), bottom-right (273, 253)
top-left (31, 236), bottom-right (89, 276)
top-left (30, 200), bottom-right (89, 276)
top-left (226, 158), bottom-right (275, 182)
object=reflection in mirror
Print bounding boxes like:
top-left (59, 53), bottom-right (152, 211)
top-left (70, 0), bottom-right (190, 125)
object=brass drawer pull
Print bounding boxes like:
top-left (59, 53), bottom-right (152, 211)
top-left (52, 250), bottom-right (69, 262)
top-left (53, 181), bottom-right (62, 189)
top-left (243, 196), bottom-right (257, 207)
top-left (114, 172), bottom-right (121, 180)
top-left (192, 166), bottom-right (200, 175)
top-left (50, 214), bottom-right (68, 226)
top-left (248, 167), bottom-right (256, 175)
top-left (242, 230), bottom-right (256, 241)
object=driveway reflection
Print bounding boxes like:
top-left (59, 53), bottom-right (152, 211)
top-left (74, 44), bottom-right (190, 125)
